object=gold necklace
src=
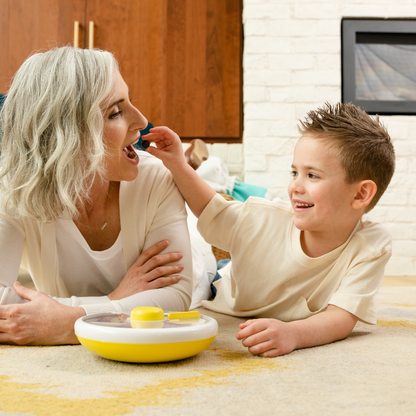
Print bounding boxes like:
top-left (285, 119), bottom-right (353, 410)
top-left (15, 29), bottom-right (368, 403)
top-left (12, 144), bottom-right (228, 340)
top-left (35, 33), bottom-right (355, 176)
top-left (75, 183), bottom-right (112, 231)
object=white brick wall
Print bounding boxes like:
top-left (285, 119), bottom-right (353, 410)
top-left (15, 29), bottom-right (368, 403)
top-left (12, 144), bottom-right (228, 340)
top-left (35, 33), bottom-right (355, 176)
top-left (242, 0), bottom-right (416, 276)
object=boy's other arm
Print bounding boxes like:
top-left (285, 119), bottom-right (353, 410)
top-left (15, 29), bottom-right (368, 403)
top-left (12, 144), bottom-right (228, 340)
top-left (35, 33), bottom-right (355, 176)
top-left (145, 126), bottom-right (216, 218)
top-left (236, 305), bottom-right (358, 357)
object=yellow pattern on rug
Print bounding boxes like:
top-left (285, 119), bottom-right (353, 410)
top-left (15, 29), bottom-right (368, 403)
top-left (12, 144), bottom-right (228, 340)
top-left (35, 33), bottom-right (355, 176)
top-left (0, 347), bottom-right (291, 416)
top-left (377, 320), bottom-right (416, 329)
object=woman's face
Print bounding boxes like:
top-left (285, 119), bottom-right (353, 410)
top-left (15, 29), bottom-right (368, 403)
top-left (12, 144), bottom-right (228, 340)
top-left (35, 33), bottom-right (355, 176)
top-left (102, 72), bottom-right (148, 182)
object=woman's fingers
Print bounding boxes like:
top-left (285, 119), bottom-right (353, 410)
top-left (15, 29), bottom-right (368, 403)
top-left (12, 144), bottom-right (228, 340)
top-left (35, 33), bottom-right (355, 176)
top-left (144, 275), bottom-right (181, 291)
top-left (0, 298), bottom-right (83, 345)
top-left (107, 241), bottom-right (184, 300)
top-left (12, 281), bottom-right (37, 301)
top-left (133, 240), bottom-right (170, 268)
top-left (141, 264), bottom-right (184, 283)
top-left (139, 252), bottom-right (183, 276)
top-left (132, 240), bottom-right (183, 276)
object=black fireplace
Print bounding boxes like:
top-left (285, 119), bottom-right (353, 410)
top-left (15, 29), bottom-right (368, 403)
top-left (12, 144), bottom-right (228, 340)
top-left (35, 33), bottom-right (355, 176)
top-left (342, 19), bottom-right (416, 115)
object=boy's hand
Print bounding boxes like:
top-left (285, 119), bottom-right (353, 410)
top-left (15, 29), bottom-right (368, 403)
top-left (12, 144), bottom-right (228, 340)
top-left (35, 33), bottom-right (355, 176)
top-left (144, 126), bottom-right (217, 218)
top-left (144, 126), bottom-right (187, 171)
top-left (236, 318), bottom-right (297, 357)
top-left (236, 306), bottom-right (358, 357)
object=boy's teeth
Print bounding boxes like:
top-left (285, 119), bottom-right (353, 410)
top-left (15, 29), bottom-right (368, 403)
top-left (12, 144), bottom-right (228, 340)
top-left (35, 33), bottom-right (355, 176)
top-left (296, 203), bottom-right (313, 207)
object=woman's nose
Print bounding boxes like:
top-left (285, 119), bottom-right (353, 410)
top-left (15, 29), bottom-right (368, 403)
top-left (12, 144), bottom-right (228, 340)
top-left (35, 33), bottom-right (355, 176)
top-left (130, 108), bottom-right (148, 132)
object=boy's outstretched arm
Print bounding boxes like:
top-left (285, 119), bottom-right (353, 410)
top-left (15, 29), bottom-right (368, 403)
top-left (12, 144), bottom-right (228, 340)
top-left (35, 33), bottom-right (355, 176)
top-left (145, 126), bottom-right (216, 218)
top-left (236, 305), bottom-right (358, 357)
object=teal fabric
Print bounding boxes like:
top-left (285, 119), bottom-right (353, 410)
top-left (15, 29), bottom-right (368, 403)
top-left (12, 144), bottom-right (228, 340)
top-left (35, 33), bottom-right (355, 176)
top-left (230, 181), bottom-right (267, 202)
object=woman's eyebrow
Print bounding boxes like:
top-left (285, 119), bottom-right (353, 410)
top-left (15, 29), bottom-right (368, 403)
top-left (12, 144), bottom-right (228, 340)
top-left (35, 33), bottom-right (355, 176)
top-left (108, 98), bottom-right (125, 109)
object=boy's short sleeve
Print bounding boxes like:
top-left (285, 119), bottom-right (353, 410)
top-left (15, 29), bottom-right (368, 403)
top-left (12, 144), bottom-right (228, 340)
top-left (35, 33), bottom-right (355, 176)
top-left (197, 193), bottom-right (244, 252)
top-left (328, 224), bottom-right (392, 325)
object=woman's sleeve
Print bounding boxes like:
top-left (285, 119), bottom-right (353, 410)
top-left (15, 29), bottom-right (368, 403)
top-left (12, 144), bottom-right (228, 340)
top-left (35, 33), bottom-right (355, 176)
top-left (0, 216), bottom-right (27, 305)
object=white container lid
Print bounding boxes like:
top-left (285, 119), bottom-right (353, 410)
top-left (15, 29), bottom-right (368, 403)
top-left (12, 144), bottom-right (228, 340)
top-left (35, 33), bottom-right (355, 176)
top-left (75, 309), bottom-right (218, 345)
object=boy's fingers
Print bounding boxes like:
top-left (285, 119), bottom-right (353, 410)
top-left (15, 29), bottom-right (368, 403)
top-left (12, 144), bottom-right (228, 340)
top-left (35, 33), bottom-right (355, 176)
top-left (236, 320), bottom-right (269, 340)
top-left (239, 319), bottom-right (255, 329)
top-left (142, 132), bottom-right (164, 142)
top-left (149, 126), bottom-right (170, 134)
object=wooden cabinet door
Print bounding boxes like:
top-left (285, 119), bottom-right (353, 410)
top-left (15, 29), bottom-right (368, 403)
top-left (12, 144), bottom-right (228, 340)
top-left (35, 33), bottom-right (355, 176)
top-left (85, 0), bottom-right (164, 128)
top-left (0, 0), bottom-right (85, 94)
top-left (86, 0), bottom-right (242, 141)
top-left (163, 0), bottom-right (242, 141)
top-left (1, 0), bottom-right (242, 141)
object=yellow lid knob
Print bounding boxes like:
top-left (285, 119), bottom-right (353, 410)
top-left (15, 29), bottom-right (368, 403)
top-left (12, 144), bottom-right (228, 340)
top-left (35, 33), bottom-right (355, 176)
top-left (131, 307), bottom-right (164, 322)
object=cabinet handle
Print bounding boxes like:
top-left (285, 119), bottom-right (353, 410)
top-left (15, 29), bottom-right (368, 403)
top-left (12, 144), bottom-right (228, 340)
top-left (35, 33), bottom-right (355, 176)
top-left (88, 21), bottom-right (94, 49)
top-left (74, 21), bottom-right (79, 48)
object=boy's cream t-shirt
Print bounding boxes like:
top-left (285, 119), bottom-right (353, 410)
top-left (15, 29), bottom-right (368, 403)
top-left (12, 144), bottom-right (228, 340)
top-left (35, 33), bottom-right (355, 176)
top-left (199, 194), bottom-right (392, 324)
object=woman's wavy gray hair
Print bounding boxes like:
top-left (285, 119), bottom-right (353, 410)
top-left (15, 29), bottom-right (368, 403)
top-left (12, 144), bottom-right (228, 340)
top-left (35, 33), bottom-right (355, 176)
top-left (0, 46), bottom-right (119, 222)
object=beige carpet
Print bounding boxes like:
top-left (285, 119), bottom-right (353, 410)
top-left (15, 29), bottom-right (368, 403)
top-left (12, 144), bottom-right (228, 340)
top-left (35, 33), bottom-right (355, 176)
top-left (0, 278), bottom-right (415, 416)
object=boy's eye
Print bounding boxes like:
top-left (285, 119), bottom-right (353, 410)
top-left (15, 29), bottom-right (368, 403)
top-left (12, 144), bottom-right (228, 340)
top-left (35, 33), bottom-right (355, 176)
top-left (308, 173), bottom-right (319, 179)
top-left (290, 171), bottom-right (297, 178)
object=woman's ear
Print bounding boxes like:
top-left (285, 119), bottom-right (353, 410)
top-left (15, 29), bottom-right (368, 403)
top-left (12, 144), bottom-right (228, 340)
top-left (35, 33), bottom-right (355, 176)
top-left (352, 180), bottom-right (377, 210)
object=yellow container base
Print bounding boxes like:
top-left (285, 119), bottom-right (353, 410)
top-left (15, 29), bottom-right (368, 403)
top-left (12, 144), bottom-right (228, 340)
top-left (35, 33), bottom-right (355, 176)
top-left (77, 336), bottom-right (216, 363)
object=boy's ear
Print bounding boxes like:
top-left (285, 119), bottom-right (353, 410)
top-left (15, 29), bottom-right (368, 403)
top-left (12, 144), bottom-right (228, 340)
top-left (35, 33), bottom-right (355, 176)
top-left (352, 180), bottom-right (377, 210)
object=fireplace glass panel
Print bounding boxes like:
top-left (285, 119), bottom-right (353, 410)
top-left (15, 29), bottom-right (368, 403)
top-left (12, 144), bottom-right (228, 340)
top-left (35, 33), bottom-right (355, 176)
top-left (356, 43), bottom-right (416, 101)
top-left (342, 19), bottom-right (416, 115)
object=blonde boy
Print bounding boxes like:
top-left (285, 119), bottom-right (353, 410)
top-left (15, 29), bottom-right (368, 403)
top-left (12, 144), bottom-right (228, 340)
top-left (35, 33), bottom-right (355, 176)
top-left (146, 103), bottom-right (395, 357)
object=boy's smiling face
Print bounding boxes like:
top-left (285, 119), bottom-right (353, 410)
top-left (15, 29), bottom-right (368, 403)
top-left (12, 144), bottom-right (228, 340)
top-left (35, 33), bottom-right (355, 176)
top-left (288, 135), bottom-right (361, 240)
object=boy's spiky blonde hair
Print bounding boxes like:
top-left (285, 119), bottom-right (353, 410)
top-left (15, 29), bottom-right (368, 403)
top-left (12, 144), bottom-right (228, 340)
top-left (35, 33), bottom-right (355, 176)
top-left (298, 102), bottom-right (395, 212)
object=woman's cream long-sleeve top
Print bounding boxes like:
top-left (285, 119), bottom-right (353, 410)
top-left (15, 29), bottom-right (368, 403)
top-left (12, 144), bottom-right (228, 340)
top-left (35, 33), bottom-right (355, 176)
top-left (0, 152), bottom-right (193, 314)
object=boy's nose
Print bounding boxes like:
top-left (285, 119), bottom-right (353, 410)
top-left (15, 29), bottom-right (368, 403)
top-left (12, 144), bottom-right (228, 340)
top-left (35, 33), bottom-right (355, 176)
top-left (289, 178), bottom-right (305, 195)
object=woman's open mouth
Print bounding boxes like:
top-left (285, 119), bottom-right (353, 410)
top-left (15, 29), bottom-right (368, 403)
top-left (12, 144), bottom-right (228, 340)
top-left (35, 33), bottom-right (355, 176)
top-left (123, 144), bottom-right (138, 160)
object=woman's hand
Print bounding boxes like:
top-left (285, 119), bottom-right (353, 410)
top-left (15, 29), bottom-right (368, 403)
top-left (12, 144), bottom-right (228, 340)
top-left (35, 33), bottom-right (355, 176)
top-left (0, 282), bottom-right (85, 346)
top-left (145, 126), bottom-right (187, 172)
top-left (108, 240), bottom-right (184, 301)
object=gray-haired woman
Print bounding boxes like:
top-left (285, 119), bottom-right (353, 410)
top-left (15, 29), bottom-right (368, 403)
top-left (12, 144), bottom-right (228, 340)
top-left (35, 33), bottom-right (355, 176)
top-left (0, 47), bottom-right (202, 345)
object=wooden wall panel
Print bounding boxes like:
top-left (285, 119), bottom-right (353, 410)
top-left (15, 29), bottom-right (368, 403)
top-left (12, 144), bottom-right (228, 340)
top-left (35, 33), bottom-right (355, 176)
top-left (162, 0), bottom-right (187, 135)
top-left (0, 0), bottom-right (10, 93)
top-left (0, 0), bottom-right (242, 141)
top-left (223, 0), bottom-right (243, 138)
top-left (206, 0), bottom-right (227, 138)
top-left (163, 0), bottom-right (242, 140)
top-left (184, 1), bottom-right (207, 137)
top-left (0, 0), bottom-right (85, 93)
top-left (86, 0), bottom-right (164, 126)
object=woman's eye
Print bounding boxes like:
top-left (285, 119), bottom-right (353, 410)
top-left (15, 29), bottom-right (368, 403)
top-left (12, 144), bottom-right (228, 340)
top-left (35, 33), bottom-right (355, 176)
top-left (290, 171), bottom-right (297, 178)
top-left (109, 111), bottom-right (122, 119)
